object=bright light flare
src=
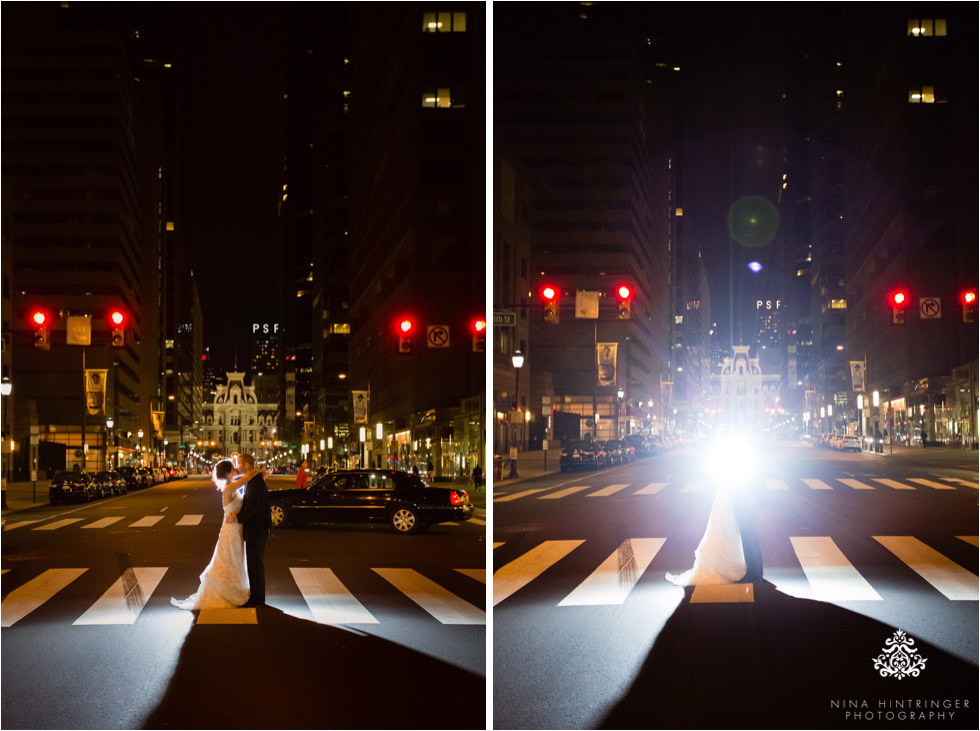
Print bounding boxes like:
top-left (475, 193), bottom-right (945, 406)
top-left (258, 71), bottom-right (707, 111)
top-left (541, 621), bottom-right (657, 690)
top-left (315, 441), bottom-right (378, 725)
top-left (707, 436), bottom-right (759, 487)
top-left (111, 311), bottom-right (124, 325)
top-left (747, 261), bottom-right (763, 273)
top-left (399, 319), bottom-right (413, 334)
top-left (541, 285), bottom-right (557, 301)
top-left (32, 312), bottom-right (46, 326)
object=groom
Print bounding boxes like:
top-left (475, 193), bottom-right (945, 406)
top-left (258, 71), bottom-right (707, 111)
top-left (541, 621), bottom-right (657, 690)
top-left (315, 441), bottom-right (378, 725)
top-left (229, 453), bottom-right (273, 608)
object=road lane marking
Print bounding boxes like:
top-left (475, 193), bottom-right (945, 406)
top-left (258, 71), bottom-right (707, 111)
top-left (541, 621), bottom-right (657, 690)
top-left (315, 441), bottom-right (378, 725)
top-left (373, 568), bottom-right (485, 625)
top-left (789, 537), bottom-right (882, 602)
top-left (957, 536), bottom-right (978, 547)
top-left (470, 518), bottom-right (486, 526)
top-left (493, 542), bottom-right (504, 549)
top-left (873, 478), bottom-right (916, 490)
top-left (539, 485), bottom-right (591, 500)
top-left (690, 584), bottom-right (754, 603)
top-left (81, 517), bottom-right (125, 529)
top-left (680, 482), bottom-right (705, 493)
top-left (32, 519), bottom-right (85, 531)
top-left (765, 480), bottom-right (790, 491)
top-left (438, 522), bottom-right (460, 526)
top-left (493, 540), bottom-right (584, 606)
top-left (1, 569), bottom-right (88, 627)
top-left (907, 478), bottom-right (956, 490)
top-left (873, 536), bottom-right (979, 600)
top-left (803, 479), bottom-right (834, 490)
top-left (160, 507), bottom-right (169, 512)
top-left (936, 477), bottom-right (978, 489)
top-left (2, 520), bottom-right (42, 532)
top-left (175, 515), bottom-right (203, 526)
top-left (129, 516), bottom-right (164, 527)
top-left (558, 538), bottom-right (665, 606)
top-left (289, 567), bottom-right (378, 624)
top-left (587, 483), bottom-right (630, 498)
top-left (838, 479), bottom-right (875, 490)
top-left (494, 489), bottom-right (549, 502)
top-left (455, 569), bottom-right (486, 583)
top-left (197, 607), bottom-right (257, 624)
top-left (634, 483), bottom-right (667, 495)
top-left (73, 567), bottom-right (168, 625)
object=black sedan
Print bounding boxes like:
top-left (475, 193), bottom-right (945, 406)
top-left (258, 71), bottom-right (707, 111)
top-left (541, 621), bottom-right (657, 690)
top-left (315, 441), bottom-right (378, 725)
top-left (559, 440), bottom-right (607, 472)
top-left (94, 471), bottom-right (127, 497)
top-left (49, 471), bottom-right (99, 503)
top-left (268, 469), bottom-right (474, 534)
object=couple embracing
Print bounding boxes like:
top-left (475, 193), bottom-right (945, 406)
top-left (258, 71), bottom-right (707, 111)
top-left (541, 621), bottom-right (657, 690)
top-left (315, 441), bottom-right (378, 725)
top-left (171, 453), bottom-right (273, 611)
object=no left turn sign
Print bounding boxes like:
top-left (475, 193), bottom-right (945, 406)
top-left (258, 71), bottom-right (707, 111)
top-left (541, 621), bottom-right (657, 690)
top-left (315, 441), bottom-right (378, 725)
top-left (919, 297), bottom-right (941, 319)
top-left (427, 325), bottom-right (451, 348)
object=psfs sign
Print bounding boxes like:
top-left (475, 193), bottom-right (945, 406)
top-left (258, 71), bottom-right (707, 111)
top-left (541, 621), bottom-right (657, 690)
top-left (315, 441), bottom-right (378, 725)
top-left (756, 300), bottom-right (782, 310)
top-left (252, 323), bottom-right (281, 335)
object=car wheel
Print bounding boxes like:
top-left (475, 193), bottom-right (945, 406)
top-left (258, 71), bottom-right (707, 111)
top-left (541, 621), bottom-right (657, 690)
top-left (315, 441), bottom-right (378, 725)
top-left (269, 503), bottom-right (288, 528)
top-left (390, 505), bottom-right (422, 534)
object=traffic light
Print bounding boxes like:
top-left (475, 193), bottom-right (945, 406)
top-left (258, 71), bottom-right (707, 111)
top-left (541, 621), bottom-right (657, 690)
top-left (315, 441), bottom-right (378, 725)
top-left (541, 285), bottom-right (559, 323)
top-left (32, 311), bottom-right (50, 350)
top-left (616, 284), bottom-right (632, 319)
top-left (889, 290), bottom-right (908, 324)
top-left (110, 310), bottom-right (125, 347)
top-left (472, 318), bottom-right (486, 353)
top-left (963, 290), bottom-right (977, 323)
top-left (397, 318), bottom-right (414, 354)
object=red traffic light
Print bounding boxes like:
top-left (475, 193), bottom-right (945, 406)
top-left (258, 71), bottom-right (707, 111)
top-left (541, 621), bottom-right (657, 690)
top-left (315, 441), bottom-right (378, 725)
top-left (891, 291), bottom-right (907, 306)
top-left (110, 310), bottom-right (124, 325)
top-left (399, 319), bottom-right (414, 334)
top-left (963, 291), bottom-right (976, 305)
top-left (473, 318), bottom-right (486, 333)
top-left (617, 284), bottom-right (632, 300)
top-left (541, 285), bottom-right (557, 301)
top-left (32, 311), bottom-right (47, 326)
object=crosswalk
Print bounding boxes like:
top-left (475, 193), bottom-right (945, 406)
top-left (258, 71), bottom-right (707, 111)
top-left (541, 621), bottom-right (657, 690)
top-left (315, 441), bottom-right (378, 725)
top-left (1, 564), bottom-right (485, 628)
top-left (2, 510), bottom-right (484, 532)
top-left (493, 473), bottom-right (977, 502)
top-left (493, 535), bottom-right (978, 607)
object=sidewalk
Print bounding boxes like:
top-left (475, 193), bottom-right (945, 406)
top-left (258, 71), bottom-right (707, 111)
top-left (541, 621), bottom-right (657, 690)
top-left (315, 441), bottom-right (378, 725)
top-left (493, 450), bottom-right (562, 488)
top-left (1, 479), bottom-right (50, 516)
top-left (858, 443), bottom-right (979, 471)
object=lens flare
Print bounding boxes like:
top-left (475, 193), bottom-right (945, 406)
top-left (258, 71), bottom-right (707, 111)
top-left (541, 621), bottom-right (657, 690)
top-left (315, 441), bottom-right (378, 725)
top-left (747, 261), bottom-right (763, 273)
top-left (727, 195), bottom-right (779, 248)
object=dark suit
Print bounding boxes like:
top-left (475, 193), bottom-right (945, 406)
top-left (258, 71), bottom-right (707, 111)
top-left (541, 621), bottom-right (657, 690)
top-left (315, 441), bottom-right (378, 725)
top-left (237, 471), bottom-right (273, 604)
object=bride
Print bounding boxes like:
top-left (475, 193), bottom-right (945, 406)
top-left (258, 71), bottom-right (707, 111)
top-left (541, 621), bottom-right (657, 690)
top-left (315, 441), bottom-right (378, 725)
top-left (666, 480), bottom-right (747, 587)
top-left (171, 459), bottom-right (265, 610)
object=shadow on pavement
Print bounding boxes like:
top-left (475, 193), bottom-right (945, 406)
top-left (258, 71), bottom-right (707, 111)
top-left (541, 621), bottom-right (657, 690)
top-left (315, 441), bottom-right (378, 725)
top-left (143, 606), bottom-right (484, 730)
top-left (600, 582), bottom-right (978, 730)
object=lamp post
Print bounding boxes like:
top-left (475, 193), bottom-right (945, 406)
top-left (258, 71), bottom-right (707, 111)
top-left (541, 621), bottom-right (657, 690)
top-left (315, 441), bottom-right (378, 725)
top-left (509, 350), bottom-right (524, 478)
top-left (137, 429), bottom-right (144, 466)
top-left (617, 387), bottom-right (625, 439)
top-left (106, 418), bottom-right (114, 469)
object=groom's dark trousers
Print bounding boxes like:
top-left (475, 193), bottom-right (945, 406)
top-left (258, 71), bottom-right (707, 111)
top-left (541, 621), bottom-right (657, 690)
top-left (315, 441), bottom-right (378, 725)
top-left (733, 484), bottom-right (764, 582)
top-left (237, 471), bottom-right (273, 604)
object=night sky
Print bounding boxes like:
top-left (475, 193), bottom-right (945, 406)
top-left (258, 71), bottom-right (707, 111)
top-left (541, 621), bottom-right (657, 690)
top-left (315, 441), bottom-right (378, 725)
top-left (175, 4), bottom-right (291, 368)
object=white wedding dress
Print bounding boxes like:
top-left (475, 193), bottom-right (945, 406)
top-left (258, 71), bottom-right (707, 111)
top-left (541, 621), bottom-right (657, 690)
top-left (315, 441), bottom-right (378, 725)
top-left (171, 486), bottom-right (250, 610)
top-left (666, 485), bottom-right (746, 586)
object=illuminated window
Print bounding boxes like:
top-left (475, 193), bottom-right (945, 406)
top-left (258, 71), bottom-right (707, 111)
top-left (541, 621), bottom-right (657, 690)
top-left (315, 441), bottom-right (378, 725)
top-left (165, 339), bottom-right (174, 349)
top-left (908, 85), bottom-right (937, 103)
top-left (908, 18), bottom-right (946, 36)
top-left (829, 299), bottom-right (847, 309)
top-left (422, 11), bottom-right (466, 32)
top-left (166, 221), bottom-right (174, 231)
top-left (422, 87), bottom-right (464, 108)
top-left (675, 207), bottom-right (683, 216)
top-left (330, 323), bottom-right (351, 335)
top-left (674, 315), bottom-right (683, 324)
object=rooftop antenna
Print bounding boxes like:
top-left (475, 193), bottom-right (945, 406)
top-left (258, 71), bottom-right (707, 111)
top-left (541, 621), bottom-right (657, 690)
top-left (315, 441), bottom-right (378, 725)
top-left (234, 345), bottom-right (238, 370)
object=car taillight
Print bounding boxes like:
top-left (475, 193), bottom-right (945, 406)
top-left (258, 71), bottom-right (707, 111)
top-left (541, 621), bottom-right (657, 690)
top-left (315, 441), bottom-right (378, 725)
top-left (450, 491), bottom-right (462, 506)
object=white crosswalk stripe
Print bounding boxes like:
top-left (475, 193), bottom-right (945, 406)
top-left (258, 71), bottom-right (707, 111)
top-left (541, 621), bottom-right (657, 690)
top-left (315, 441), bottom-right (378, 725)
top-left (73, 568), bottom-right (168, 625)
top-left (838, 478), bottom-right (875, 490)
top-left (680, 482), bottom-right (705, 493)
top-left (32, 519), bottom-right (84, 531)
top-left (129, 516), bottom-right (164, 528)
top-left (873, 536), bottom-right (979, 601)
top-left (558, 538), bottom-right (665, 606)
top-left (803, 479), bottom-right (834, 490)
top-left (789, 537), bottom-right (882, 601)
top-left (957, 536), bottom-right (979, 547)
top-left (765, 480), bottom-right (790, 491)
top-left (2, 520), bottom-right (42, 532)
top-left (493, 540), bottom-right (584, 606)
top-left (587, 483), bottom-right (629, 498)
top-left (175, 515), bottom-right (203, 526)
top-left (495, 488), bottom-right (549, 502)
top-left (1, 569), bottom-right (88, 627)
top-left (634, 483), bottom-right (667, 495)
top-left (539, 485), bottom-right (592, 500)
top-left (937, 476), bottom-right (978, 489)
top-left (82, 517), bottom-right (125, 529)
top-left (455, 568), bottom-right (486, 583)
top-left (373, 569), bottom-right (485, 624)
top-left (873, 478), bottom-right (915, 490)
top-left (908, 478), bottom-right (956, 490)
top-left (290, 567), bottom-right (378, 624)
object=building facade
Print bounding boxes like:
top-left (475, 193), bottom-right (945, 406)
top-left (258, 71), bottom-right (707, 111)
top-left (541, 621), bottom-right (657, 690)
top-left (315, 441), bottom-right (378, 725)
top-left (202, 372), bottom-right (279, 461)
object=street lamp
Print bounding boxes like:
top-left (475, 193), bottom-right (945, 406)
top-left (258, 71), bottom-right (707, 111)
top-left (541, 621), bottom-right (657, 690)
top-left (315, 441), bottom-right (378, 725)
top-left (137, 429), bottom-right (144, 463)
top-left (509, 351), bottom-right (524, 478)
top-left (617, 387), bottom-right (625, 438)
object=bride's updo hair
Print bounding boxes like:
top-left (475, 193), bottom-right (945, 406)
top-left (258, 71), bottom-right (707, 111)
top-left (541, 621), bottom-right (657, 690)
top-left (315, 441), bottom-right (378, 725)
top-left (212, 459), bottom-right (235, 490)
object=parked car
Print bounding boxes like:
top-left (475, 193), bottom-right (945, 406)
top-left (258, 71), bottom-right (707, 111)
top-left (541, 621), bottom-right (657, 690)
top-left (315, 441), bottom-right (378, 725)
top-left (49, 471), bottom-right (98, 504)
top-left (602, 440), bottom-right (633, 465)
top-left (135, 467), bottom-right (154, 489)
top-left (267, 469), bottom-right (473, 534)
top-left (559, 440), bottom-right (607, 472)
top-left (624, 434), bottom-right (652, 456)
top-left (94, 470), bottom-right (127, 497)
top-left (838, 435), bottom-right (861, 452)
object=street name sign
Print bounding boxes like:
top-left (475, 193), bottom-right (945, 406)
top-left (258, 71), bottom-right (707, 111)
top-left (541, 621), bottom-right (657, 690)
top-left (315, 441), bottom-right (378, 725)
top-left (493, 311), bottom-right (517, 326)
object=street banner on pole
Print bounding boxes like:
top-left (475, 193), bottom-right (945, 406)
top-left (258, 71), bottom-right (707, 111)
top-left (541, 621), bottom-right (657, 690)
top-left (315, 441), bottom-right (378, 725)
top-left (597, 343), bottom-right (618, 386)
top-left (352, 391), bottom-right (369, 423)
top-left (849, 360), bottom-right (866, 392)
top-left (84, 369), bottom-right (108, 415)
top-left (576, 290), bottom-right (599, 319)
top-left (151, 411), bottom-right (165, 438)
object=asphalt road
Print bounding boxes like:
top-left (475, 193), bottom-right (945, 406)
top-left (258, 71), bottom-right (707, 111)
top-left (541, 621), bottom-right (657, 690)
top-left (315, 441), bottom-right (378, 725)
top-left (492, 442), bottom-right (979, 730)
top-left (1, 475), bottom-right (486, 730)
